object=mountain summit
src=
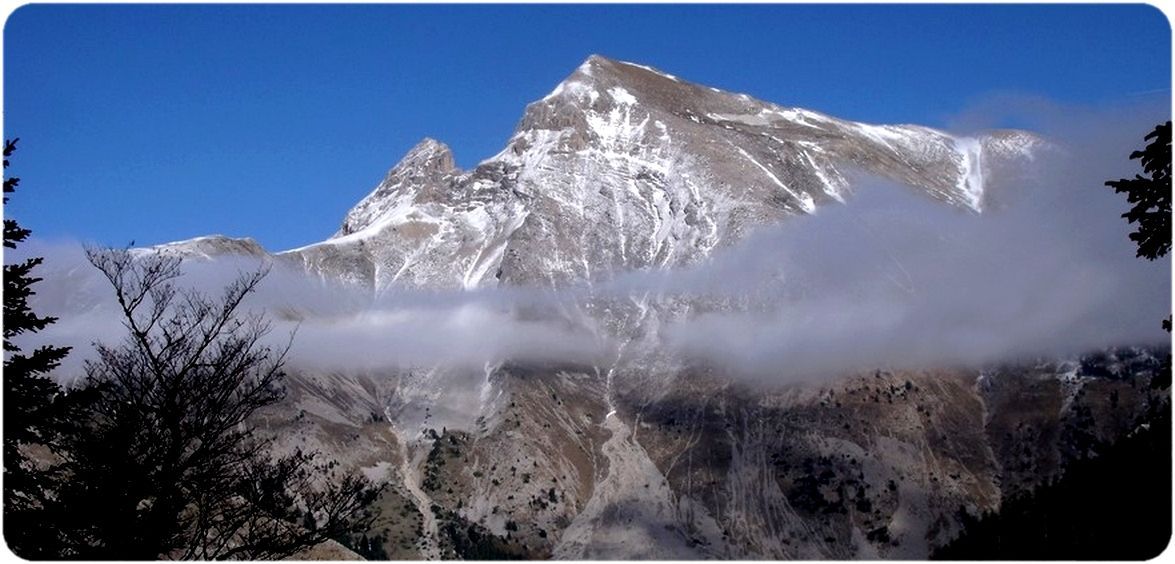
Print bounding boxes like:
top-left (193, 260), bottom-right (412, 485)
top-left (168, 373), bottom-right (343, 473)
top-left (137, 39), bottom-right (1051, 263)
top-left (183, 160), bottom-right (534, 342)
top-left (167, 55), bottom-right (1043, 292)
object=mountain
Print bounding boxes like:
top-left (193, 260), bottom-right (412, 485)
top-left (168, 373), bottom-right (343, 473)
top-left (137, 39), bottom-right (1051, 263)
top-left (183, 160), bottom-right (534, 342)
top-left (162, 54), bottom-right (1042, 291)
top-left (142, 56), bottom-right (1162, 560)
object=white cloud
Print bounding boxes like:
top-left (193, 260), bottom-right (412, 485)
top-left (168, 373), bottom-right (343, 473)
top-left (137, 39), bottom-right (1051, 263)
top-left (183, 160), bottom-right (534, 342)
top-left (9, 98), bottom-right (1170, 386)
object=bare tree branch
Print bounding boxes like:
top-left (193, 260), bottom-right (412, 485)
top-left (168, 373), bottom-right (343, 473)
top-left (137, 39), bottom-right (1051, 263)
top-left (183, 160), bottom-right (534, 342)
top-left (46, 247), bottom-right (383, 559)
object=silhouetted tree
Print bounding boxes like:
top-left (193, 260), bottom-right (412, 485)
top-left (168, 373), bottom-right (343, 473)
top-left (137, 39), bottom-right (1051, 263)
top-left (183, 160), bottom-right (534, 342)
top-left (44, 248), bottom-right (381, 559)
top-left (1106, 121), bottom-right (1171, 261)
top-left (2, 138), bottom-right (74, 556)
top-left (1108, 121), bottom-right (1172, 387)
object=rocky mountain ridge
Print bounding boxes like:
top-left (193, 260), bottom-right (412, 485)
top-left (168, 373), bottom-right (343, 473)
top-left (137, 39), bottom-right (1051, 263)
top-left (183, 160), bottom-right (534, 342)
top-left (138, 56), bottom-right (1161, 560)
top-left (159, 55), bottom-right (1042, 292)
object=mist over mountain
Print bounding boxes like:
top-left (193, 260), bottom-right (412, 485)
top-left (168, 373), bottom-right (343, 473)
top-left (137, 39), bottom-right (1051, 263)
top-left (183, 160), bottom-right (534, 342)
top-left (14, 56), bottom-right (1170, 558)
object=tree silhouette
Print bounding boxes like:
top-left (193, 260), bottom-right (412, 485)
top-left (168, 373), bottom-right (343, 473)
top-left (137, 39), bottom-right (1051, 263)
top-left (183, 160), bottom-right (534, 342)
top-left (1107, 121), bottom-right (1172, 383)
top-left (1106, 121), bottom-right (1172, 261)
top-left (2, 138), bottom-right (74, 556)
top-left (41, 248), bottom-right (382, 559)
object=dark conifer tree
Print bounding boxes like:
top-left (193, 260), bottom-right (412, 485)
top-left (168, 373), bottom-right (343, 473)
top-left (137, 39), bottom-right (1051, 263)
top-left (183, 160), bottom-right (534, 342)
top-left (1106, 122), bottom-right (1173, 381)
top-left (1106, 121), bottom-right (1172, 261)
top-left (2, 138), bottom-right (73, 557)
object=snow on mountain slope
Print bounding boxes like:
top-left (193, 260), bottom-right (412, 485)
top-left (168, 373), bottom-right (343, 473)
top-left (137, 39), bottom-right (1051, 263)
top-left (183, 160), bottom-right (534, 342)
top-left (155, 54), bottom-right (1042, 292)
top-left (140, 234), bottom-right (269, 260)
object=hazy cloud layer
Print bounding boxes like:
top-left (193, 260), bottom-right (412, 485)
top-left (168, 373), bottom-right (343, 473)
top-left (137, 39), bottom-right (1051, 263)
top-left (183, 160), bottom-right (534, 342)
top-left (8, 99), bottom-right (1170, 384)
top-left (8, 244), bottom-right (616, 381)
top-left (597, 98), bottom-right (1171, 379)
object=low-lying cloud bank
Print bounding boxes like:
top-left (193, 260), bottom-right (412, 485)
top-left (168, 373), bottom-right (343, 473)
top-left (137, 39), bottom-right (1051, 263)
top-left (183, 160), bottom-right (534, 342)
top-left (608, 98), bottom-right (1171, 379)
top-left (644, 173), bottom-right (1168, 379)
top-left (8, 243), bottom-right (617, 380)
top-left (8, 99), bottom-right (1170, 384)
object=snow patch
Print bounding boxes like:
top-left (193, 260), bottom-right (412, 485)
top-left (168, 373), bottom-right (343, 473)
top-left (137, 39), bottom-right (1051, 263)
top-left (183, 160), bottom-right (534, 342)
top-left (953, 137), bottom-right (986, 211)
top-left (608, 86), bottom-right (638, 106)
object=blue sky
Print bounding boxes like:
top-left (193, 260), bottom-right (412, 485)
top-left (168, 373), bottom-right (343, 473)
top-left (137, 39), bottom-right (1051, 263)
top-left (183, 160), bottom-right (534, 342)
top-left (4, 4), bottom-right (1171, 251)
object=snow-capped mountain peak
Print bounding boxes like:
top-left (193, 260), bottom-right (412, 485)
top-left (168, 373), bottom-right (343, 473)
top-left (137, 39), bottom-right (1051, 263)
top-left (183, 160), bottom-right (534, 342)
top-left (164, 56), bottom-right (1044, 291)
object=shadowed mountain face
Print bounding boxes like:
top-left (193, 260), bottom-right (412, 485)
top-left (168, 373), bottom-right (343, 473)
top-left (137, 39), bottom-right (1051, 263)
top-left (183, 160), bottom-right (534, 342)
top-left (140, 56), bottom-right (1164, 559)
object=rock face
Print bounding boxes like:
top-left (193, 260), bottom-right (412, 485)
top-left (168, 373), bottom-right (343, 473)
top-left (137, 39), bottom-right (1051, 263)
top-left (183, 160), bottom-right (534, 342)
top-left (275, 353), bottom-right (1164, 560)
top-left (251, 54), bottom-right (1041, 292)
top-left (149, 56), bottom-right (1160, 560)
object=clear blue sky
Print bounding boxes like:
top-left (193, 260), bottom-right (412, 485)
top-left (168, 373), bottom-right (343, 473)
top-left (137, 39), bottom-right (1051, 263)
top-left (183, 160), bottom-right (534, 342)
top-left (4, 4), bottom-right (1171, 251)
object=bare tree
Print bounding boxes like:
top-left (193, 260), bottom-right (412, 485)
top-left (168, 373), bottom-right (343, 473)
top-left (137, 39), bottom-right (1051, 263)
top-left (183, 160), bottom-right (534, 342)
top-left (46, 247), bottom-right (381, 559)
